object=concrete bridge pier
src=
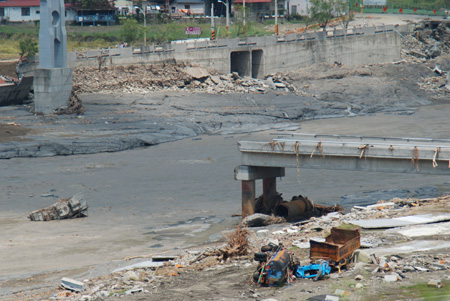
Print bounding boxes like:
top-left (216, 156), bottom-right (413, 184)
top-left (235, 166), bottom-right (285, 218)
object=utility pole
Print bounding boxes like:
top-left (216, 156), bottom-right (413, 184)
top-left (274, 0), bottom-right (278, 35)
top-left (211, 3), bottom-right (215, 40)
top-left (218, 0), bottom-right (230, 37)
top-left (243, 0), bottom-right (246, 35)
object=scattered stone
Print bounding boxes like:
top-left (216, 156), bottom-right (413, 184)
top-left (123, 271), bottom-right (139, 281)
top-left (355, 274), bottom-right (364, 281)
top-left (384, 274), bottom-right (399, 282)
top-left (333, 289), bottom-right (349, 297)
top-left (355, 283), bottom-right (364, 289)
top-left (428, 279), bottom-right (442, 288)
top-left (242, 213), bottom-right (272, 227)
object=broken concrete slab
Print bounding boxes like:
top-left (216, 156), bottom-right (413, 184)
top-left (112, 260), bottom-right (165, 273)
top-left (348, 213), bottom-right (450, 229)
top-left (369, 240), bottom-right (450, 257)
top-left (61, 277), bottom-right (85, 292)
top-left (183, 67), bottom-right (210, 79)
top-left (387, 221), bottom-right (450, 237)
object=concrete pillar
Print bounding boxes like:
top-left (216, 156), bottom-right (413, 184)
top-left (263, 177), bottom-right (276, 201)
top-left (35, 0), bottom-right (72, 114)
top-left (34, 68), bottom-right (73, 114)
top-left (241, 180), bottom-right (256, 218)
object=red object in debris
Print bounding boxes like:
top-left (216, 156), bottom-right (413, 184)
top-left (355, 3), bottom-right (358, 7)
top-left (414, 8), bottom-right (417, 13)
top-left (382, 7), bottom-right (387, 12)
top-left (433, 9), bottom-right (436, 14)
top-left (310, 228), bottom-right (361, 267)
top-left (399, 8), bottom-right (403, 13)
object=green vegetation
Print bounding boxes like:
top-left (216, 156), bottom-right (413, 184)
top-left (378, 281), bottom-right (450, 300)
top-left (18, 37), bottom-right (38, 58)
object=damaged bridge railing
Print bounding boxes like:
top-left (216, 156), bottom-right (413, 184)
top-left (235, 134), bottom-right (450, 218)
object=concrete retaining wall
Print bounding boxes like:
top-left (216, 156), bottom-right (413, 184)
top-left (24, 25), bottom-right (401, 78)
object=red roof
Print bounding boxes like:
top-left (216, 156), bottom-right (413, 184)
top-left (0, 0), bottom-right (40, 7)
top-left (233, 0), bottom-right (271, 3)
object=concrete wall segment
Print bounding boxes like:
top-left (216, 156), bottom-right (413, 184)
top-left (24, 26), bottom-right (401, 78)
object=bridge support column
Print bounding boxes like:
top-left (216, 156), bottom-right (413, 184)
top-left (241, 180), bottom-right (255, 218)
top-left (235, 165), bottom-right (285, 218)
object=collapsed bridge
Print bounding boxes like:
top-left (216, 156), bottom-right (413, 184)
top-left (235, 134), bottom-right (450, 218)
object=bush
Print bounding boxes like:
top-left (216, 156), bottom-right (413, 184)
top-left (18, 37), bottom-right (38, 57)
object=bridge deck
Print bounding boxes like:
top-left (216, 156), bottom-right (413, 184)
top-left (237, 134), bottom-right (450, 176)
top-left (235, 134), bottom-right (450, 218)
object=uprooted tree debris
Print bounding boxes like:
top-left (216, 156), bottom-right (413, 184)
top-left (190, 222), bottom-right (251, 264)
top-left (28, 194), bottom-right (88, 221)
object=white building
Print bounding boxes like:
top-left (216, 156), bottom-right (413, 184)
top-left (286, 0), bottom-right (310, 16)
top-left (0, 0), bottom-right (40, 22)
top-left (0, 0), bottom-right (77, 23)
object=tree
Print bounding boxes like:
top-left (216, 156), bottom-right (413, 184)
top-left (309, 0), bottom-right (349, 31)
top-left (19, 37), bottom-right (38, 58)
top-left (120, 19), bottom-right (142, 44)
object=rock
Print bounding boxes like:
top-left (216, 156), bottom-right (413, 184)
top-left (274, 82), bottom-right (286, 88)
top-left (403, 266), bottom-right (416, 272)
top-left (427, 44), bottom-right (441, 58)
top-left (242, 213), bottom-right (272, 227)
top-left (354, 250), bottom-right (372, 264)
top-left (210, 75), bottom-right (221, 85)
top-left (256, 229), bottom-right (269, 237)
top-left (428, 279), bottom-right (442, 288)
top-left (123, 271), bottom-right (139, 281)
top-left (355, 274), bottom-right (364, 281)
top-left (325, 296), bottom-right (340, 301)
top-left (355, 283), bottom-right (364, 289)
top-left (334, 289), bottom-right (349, 297)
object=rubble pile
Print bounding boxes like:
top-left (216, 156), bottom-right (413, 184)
top-left (401, 20), bottom-right (450, 97)
top-left (72, 65), bottom-right (305, 95)
top-left (401, 21), bottom-right (450, 63)
top-left (369, 252), bottom-right (450, 282)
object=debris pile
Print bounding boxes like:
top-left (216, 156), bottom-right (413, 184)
top-left (368, 252), bottom-right (450, 283)
top-left (72, 65), bottom-right (305, 95)
top-left (400, 20), bottom-right (450, 97)
top-left (28, 194), bottom-right (88, 221)
top-left (43, 195), bottom-right (450, 299)
top-left (401, 21), bottom-right (450, 63)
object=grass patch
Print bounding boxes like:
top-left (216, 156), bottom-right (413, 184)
top-left (400, 282), bottom-right (450, 300)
